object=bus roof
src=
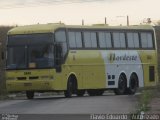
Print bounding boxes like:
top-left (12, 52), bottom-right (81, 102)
top-left (8, 23), bottom-right (154, 35)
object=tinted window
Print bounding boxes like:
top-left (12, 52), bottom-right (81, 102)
top-left (99, 32), bottom-right (106, 48)
top-left (134, 33), bottom-right (140, 48)
top-left (127, 33), bottom-right (134, 48)
top-left (91, 32), bottom-right (97, 48)
top-left (28, 45), bottom-right (54, 68)
top-left (8, 34), bottom-right (53, 45)
top-left (105, 33), bottom-right (112, 48)
top-left (84, 32), bottom-right (91, 48)
top-left (113, 33), bottom-right (120, 48)
top-left (119, 33), bottom-right (126, 48)
top-left (68, 32), bottom-right (76, 48)
top-left (7, 46), bottom-right (26, 69)
top-left (55, 30), bottom-right (66, 42)
top-left (55, 30), bottom-right (67, 57)
top-left (113, 32), bottom-right (126, 48)
top-left (84, 32), bottom-right (97, 48)
top-left (127, 33), bottom-right (139, 48)
top-left (68, 31), bottom-right (82, 48)
top-left (75, 32), bottom-right (82, 48)
top-left (98, 32), bottom-right (112, 48)
top-left (141, 32), bottom-right (153, 48)
top-left (141, 33), bottom-right (147, 48)
top-left (147, 33), bottom-right (153, 48)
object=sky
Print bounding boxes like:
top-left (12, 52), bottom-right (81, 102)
top-left (0, 0), bottom-right (159, 26)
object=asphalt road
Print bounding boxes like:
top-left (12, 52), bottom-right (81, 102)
top-left (0, 92), bottom-right (139, 120)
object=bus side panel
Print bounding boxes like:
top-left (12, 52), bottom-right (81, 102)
top-left (101, 50), bottom-right (144, 88)
top-left (139, 50), bottom-right (158, 87)
top-left (66, 50), bottom-right (106, 89)
top-left (81, 50), bottom-right (106, 89)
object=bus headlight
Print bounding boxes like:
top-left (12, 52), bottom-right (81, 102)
top-left (7, 77), bottom-right (16, 80)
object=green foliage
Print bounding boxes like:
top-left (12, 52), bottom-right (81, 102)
top-left (0, 26), bottom-right (14, 99)
top-left (137, 89), bottom-right (153, 112)
top-left (135, 85), bottom-right (160, 115)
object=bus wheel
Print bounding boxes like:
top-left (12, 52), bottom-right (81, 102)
top-left (114, 74), bottom-right (127, 95)
top-left (76, 90), bottom-right (85, 97)
top-left (26, 91), bottom-right (34, 99)
top-left (128, 74), bottom-right (138, 95)
top-left (64, 79), bottom-right (73, 98)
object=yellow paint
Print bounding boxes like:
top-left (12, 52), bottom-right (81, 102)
top-left (6, 24), bottom-right (158, 92)
top-left (139, 50), bottom-right (158, 87)
top-left (65, 50), bottom-right (106, 89)
top-left (6, 49), bottom-right (158, 92)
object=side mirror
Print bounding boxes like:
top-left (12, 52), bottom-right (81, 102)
top-left (55, 43), bottom-right (62, 72)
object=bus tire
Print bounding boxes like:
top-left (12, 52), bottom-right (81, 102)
top-left (76, 90), bottom-right (85, 97)
top-left (114, 74), bottom-right (127, 95)
top-left (128, 73), bottom-right (138, 95)
top-left (26, 91), bottom-right (34, 99)
top-left (64, 79), bottom-right (73, 98)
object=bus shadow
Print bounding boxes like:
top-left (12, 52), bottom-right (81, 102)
top-left (33, 93), bottom-right (116, 100)
top-left (10, 92), bottom-right (136, 100)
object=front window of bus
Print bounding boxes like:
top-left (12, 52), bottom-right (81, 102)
top-left (7, 34), bottom-right (54, 70)
top-left (7, 46), bottom-right (27, 69)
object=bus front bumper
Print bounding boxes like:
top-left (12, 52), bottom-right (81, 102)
top-left (6, 80), bottom-right (55, 92)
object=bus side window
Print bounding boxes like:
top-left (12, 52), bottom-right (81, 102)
top-left (75, 32), bottom-right (82, 48)
top-left (113, 32), bottom-right (126, 48)
top-left (55, 30), bottom-right (67, 58)
top-left (98, 32), bottom-right (112, 48)
top-left (141, 32), bottom-right (153, 49)
top-left (127, 32), bottom-right (139, 48)
top-left (68, 31), bottom-right (82, 48)
top-left (84, 31), bottom-right (97, 48)
top-left (69, 32), bottom-right (76, 48)
top-left (84, 32), bottom-right (91, 48)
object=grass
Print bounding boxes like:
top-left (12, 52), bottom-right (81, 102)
top-left (130, 87), bottom-right (157, 120)
top-left (135, 84), bottom-right (160, 114)
top-left (137, 89), bottom-right (153, 112)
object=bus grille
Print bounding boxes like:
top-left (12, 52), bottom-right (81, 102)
top-left (17, 77), bottom-right (27, 80)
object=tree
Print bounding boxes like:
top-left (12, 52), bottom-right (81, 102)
top-left (0, 26), bottom-right (13, 96)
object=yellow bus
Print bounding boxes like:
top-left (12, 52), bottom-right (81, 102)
top-left (6, 23), bottom-right (158, 99)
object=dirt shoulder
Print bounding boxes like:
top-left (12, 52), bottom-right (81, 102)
top-left (147, 86), bottom-right (160, 113)
top-left (148, 97), bottom-right (160, 113)
top-left (134, 85), bottom-right (160, 115)
top-left (139, 85), bottom-right (160, 114)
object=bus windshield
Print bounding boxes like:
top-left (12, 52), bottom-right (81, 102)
top-left (7, 34), bottom-right (54, 70)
